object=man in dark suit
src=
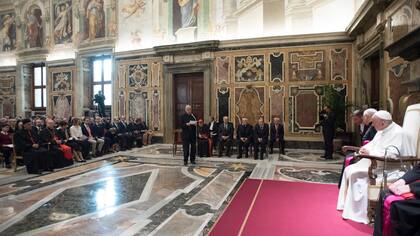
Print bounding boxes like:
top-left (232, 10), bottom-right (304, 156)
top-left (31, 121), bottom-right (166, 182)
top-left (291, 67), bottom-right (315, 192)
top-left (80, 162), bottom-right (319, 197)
top-left (218, 116), bottom-right (234, 157)
top-left (236, 117), bottom-right (253, 159)
top-left (318, 106), bottom-right (336, 160)
top-left (254, 117), bottom-right (269, 160)
top-left (269, 117), bottom-right (285, 155)
top-left (180, 105), bottom-right (197, 166)
top-left (91, 116), bottom-right (107, 154)
top-left (14, 119), bottom-right (54, 174)
top-left (118, 116), bottom-right (134, 150)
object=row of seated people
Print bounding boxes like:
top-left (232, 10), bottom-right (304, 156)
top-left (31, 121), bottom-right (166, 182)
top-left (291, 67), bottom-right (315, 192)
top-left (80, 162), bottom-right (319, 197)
top-left (0, 116), bottom-right (153, 173)
top-left (197, 116), bottom-right (285, 160)
top-left (337, 109), bottom-right (419, 235)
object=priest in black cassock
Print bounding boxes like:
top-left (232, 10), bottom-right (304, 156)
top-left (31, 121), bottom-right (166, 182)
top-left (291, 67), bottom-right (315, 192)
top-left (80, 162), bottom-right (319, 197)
top-left (39, 118), bottom-right (73, 168)
top-left (180, 105), bottom-right (197, 166)
top-left (197, 119), bottom-right (211, 157)
top-left (373, 164), bottom-right (420, 236)
top-left (13, 119), bottom-right (54, 174)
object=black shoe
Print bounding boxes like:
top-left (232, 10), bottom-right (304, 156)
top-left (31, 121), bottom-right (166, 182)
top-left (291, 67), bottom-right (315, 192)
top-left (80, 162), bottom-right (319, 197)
top-left (245, 155), bottom-right (249, 158)
top-left (269, 150), bottom-right (273, 154)
top-left (281, 151), bottom-right (285, 155)
top-left (254, 157), bottom-right (258, 160)
top-left (260, 157), bottom-right (264, 160)
top-left (5, 164), bottom-right (11, 169)
top-left (191, 161), bottom-right (196, 165)
top-left (184, 162), bottom-right (188, 166)
top-left (47, 168), bottom-right (54, 172)
top-left (320, 155), bottom-right (326, 158)
top-left (237, 156), bottom-right (242, 159)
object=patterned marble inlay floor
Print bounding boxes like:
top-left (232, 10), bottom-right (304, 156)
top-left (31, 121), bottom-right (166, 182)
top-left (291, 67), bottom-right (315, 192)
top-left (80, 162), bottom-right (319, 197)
top-left (0, 145), bottom-right (346, 235)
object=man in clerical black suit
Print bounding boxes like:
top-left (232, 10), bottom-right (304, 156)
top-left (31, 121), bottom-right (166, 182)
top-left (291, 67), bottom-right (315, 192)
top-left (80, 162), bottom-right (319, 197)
top-left (318, 106), bottom-right (336, 160)
top-left (254, 117), bottom-right (269, 160)
top-left (180, 105), bottom-right (197, 166)
top-left (269, 117), bottom-right (285, 155)
top-left (197, 119), bottom-right (210, 157)
top-left (236, 117), bottom-right (253, 159)
top-left (218, 116), bottom-right (234, 157)
top-left (14, 119), bottom-right (54, 174)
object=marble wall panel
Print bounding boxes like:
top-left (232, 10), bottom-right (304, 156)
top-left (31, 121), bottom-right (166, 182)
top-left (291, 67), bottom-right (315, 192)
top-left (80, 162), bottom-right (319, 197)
top-left (0, 72), bottom-right (16, 117)
top-left (235, 87), bottom-right (264, 126)
top-left (235, 55), bottom-right (264, 82)
top-left (269, 52), bottom-right (284, 82)
top-left (216, 56), bottom-right (230, 83)
top-left (289, 50), bottom-right (325, 81)
top-left (151, 89), bottom-right (160, 130)
top-left (217, 87), bottom-right (229, 123)
top-left (270, 86), bottom-right (285, 122)
top-left (129, 91), bottom-right (147, 120)
top-left (330, 48), bottom-right (347, 81)
top-left (128, 64), bottom-right (148, 89)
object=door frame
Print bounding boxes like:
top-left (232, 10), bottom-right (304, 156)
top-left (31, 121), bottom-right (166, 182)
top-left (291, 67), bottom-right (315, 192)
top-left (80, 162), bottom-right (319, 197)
top-left (163, 60), bottom-right (213, 143)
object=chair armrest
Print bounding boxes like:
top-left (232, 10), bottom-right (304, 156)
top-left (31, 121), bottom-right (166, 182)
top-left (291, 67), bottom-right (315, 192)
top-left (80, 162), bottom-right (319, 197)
top-left (357, 155), bottom-right (419, 162)
top-left (342, 146), bottom-right (360, 153)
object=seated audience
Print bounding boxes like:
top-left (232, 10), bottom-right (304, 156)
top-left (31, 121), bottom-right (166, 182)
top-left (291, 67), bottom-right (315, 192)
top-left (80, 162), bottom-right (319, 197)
top-left (0, 124), bottom-right (13, 168)
top-left (118, 116), bottom-right (134, 150)
top-left (351, 109), bottom-right (367, 144)
top-left (139, 118), bottom-right (153, 146)
top-left (237, 117), bottom-right (253, 159)
top-left (69, 118), bottom-right (91, 159)
top-left (269, 117), bottom-right (285, 155)
top-left (105, 127), bottom-right (119, 151)
top-left (130, 118), bottom-right (144, 148)
top-left (197, 119), bottom-right (211, 157)
top-left (373, 164), bottom-right (420, 236)
top-left (361, 108), bottom-right (377, 144)
top-left (56, 121), bottom-right (85, 162)
top-left (39, 118), bottom-right (73, 168)
top-left (14, 119), bottom-right (54, 174)
top-left (337, 110), bottom-right (416, 224)
top-left (218, 116), bottom-right (234, 157)
top-left (254, 117), bottom-right (269, 160)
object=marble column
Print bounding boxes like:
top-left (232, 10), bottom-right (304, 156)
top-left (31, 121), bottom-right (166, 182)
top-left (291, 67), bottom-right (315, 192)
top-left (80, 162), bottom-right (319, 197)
top-left (15, 64), bottom-right (32, 117)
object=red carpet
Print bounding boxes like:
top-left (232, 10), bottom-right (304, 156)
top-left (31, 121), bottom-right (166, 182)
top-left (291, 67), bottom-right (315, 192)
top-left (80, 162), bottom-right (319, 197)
top-left (209, 179), bottom-right (373, 236)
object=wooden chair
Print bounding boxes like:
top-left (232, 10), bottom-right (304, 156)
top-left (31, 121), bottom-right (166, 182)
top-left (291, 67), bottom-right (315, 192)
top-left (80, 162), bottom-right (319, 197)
top-left (342, 103), bottom-right (420, 222)
top-left (172, 130), bottom-right (183, 156)
top-left (11, 136), bottom-right (23, 172)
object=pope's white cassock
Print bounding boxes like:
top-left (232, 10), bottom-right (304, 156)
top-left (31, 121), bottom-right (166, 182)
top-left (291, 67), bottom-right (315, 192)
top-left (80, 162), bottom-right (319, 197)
top-left (337, 118), bottom-right (416, 224)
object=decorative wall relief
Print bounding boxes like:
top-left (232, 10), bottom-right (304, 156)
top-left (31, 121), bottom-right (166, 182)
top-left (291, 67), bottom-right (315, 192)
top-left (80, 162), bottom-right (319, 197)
top-left (270, 85), bottom-right (284, 122)
top-left (128, 64), bottom-right (148, 88)
top-left (289, 50), bottom-right (325, 81)
top-left (24, 5), bottom-right (43, 48)
top-left (52, 71), bottom-right (72, 92)
top-left (269, 53), bottom-right (284, 82)
top-left (330, 48), bottom-right (347, 81)
top-left (235, 86), bottom-right (264, 126)
top-left (53, 0), bottom-right (73, 44)
top-left (0, 73), bottom-right (15, 95)
top-left (121, 0), bottom-right (146, 19)
top-left (0, 12), bottom-right (16, 51)
top-left (151, 88), bottom-right (160, 130)
top-left (388, 1), bottom-right (412, 45)
top-left (0, 72), bottom-right (15, 117)
top-left (216, 56), bottom-right (229, 83)
top-left (84, 0), bottom-right (105, 41)
top-left (118, 64), bottom-right (127, 89)
top-left (288, 86), bottom-right (324, 134)
top-left (217, 87), bottom-right (229, 123)
top-left (53, 95), bottom-right (72, 119)
top-left (129, 92), bottom-right (147, 119)
top-left (235, 55), bottom-right (264, 82)
top-left (151, 62), bottom-right (160, 87)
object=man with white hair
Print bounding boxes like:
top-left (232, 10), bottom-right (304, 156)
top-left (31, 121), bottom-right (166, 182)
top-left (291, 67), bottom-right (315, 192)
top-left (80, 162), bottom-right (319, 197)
top-left (337, 110), bottom-right (416, 224)
top-left (180, 105), bottom-right (197, 166)
top-left (361, 108), bottom-right (377, 143)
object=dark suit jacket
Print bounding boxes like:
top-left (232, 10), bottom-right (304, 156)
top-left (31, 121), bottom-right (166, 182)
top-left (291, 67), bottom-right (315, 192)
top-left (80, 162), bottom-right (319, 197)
top-left (81, 123), bottom-right (91, 137)
top-left (180, 113), bottom-right (197, 141)
top-left (269, 123), bottom-right (284, 141)
top-left (362, 124), bottom-right (377, 142)
top-left (91, 123), bottom-right (106, 138)
top-left (320, 111), bottom-right (336, 138)
top-left (237, 124), bottom-right (253, 141)
top-left (198, 124), bottom-right (210, 138)
top-left (39, 127), bottom-right (59, 148)
top-left (218, 122), bottom-right (234, 140)
top-left (14, 129), bottom-right (38, 154)
top-left (254, 124), bottom-right (269, 143)
top-left (118, 121), bottom-right (130, 133)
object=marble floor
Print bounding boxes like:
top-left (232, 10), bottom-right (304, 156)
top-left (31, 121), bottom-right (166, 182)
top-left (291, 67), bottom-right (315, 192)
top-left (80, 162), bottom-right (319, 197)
top-left (0, 144), bottom-right (344, 236)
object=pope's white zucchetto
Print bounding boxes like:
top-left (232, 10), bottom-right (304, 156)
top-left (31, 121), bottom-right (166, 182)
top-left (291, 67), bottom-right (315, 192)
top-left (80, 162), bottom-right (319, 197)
top-left (373, 110), bottom-right (392, 121)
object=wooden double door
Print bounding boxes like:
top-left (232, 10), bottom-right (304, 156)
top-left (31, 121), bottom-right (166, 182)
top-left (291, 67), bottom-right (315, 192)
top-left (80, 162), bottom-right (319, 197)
top-left (174, 73), bottom-right (204, 129)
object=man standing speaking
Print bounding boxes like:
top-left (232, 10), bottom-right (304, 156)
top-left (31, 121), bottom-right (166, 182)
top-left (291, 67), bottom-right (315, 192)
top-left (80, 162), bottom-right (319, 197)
top-left (181, 105), bottom-right (197, 166)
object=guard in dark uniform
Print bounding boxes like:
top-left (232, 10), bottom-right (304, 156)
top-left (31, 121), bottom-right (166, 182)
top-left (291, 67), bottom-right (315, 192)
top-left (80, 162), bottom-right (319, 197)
top-left (236, 117), bottom-right (253, 159)
top-left (269, 117), bottom-right (285, 154)
top-left (254, 117), bottom-right (269, 160)
top-left (318, 106), bottom-right (336, 160)
top-left (180, 105), bottom-right (197, 166)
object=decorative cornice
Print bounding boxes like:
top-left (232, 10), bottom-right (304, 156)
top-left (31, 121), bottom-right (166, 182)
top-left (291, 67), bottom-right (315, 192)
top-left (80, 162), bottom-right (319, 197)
top-left (154, 40), bottom-right (220, 56)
